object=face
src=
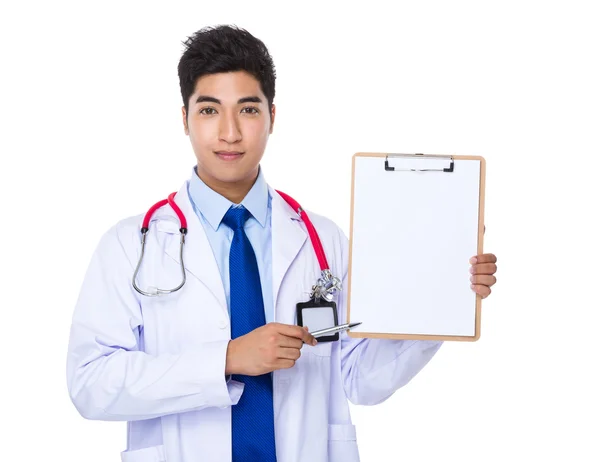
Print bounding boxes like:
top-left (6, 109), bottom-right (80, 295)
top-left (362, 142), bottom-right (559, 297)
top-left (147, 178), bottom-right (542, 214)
top-left (182, 71), bottom-right (276, 189)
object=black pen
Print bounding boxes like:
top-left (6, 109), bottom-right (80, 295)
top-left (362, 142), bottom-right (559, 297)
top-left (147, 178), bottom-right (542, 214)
top-left (310, 322), bottom-right (362, 338)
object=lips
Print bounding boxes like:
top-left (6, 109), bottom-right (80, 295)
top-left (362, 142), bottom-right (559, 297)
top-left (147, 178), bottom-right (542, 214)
top-left (215, 151), bottom-right (244, 161)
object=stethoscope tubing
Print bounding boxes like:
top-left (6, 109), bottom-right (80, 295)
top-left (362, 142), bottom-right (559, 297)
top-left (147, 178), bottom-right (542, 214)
top-left (132, 190), bottom-right (332, 297)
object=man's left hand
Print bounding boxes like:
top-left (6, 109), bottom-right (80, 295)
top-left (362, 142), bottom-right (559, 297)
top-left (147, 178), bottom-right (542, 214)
top-left (469, 253), bottom-right (497, 299)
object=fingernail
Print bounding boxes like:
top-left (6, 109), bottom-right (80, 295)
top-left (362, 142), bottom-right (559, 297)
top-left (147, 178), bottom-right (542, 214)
top-left (470, 266), bottom-right (475, 273)
top-left (471, 284), bottom-right (475, 290)
top-left (470, 275), bottom-right (474, 282)
top-left (312, 339), bottom-right (318, 346)
top-left (470, 257), bottom-right (477, 264)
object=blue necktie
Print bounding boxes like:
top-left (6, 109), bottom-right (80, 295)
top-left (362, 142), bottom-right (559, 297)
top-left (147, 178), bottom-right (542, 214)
top-left (222, 206), bottom-right (277, 462)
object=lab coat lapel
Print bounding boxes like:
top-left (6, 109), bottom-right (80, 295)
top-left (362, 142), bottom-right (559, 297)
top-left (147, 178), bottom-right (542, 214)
top-left (270, 187), bottom-right (307, 319)
top-left (164, 182), bottom-right (227, 313)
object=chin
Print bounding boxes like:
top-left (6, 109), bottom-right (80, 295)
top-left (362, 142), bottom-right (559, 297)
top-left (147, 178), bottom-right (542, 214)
top-left (209, 166), bottom-right (258, 185)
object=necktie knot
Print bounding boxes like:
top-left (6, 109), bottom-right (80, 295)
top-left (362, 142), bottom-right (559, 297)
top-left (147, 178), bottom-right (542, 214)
top-left (222, 206), bottom-right (251, 231)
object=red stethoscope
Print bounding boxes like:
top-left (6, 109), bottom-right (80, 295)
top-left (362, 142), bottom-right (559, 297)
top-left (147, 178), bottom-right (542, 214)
top-left (132, 190), bottom-right (342, 301)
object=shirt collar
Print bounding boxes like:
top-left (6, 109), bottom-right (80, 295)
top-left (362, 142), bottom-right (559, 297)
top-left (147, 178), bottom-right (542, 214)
top-left (187, 165), bottom-right (270, 231)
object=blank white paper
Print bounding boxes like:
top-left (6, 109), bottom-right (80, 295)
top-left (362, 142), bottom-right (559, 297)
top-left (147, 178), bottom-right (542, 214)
top-left (348, 156), bottom-right (481, 337)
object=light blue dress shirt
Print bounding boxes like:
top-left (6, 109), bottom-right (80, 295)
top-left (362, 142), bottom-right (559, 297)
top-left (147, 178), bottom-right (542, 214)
top-left (187, 165), bottom-right (274, 324)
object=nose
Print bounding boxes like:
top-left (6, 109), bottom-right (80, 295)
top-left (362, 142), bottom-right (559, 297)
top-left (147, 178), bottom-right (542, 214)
top-left (218, 110), bottom-right (242, 143)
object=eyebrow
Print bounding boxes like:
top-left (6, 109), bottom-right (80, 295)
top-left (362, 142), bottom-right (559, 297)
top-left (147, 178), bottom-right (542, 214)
top-left (195, 95), bottom-right (263, 105)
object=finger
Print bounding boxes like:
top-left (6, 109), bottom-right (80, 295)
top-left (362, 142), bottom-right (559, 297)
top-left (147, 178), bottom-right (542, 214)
top-left (470, 262), bottom-right (497, 275)
top-left (303, 326), bottom-right (317, 345)
top-left (469, 253), bottom-right (497, 264)
top-left (470, 274), bottom-right (497, 287)
top-left (279, 336), bottom-right (303, 349)
top-left (302, 329), bottom-right (318, 346)
top-left (274, 359), bottom-right (296, 370)
top-left (279, 324), bottom-right (317, 345)
top-left (277, 347), bottom-right (302, 360)
top-left (471, 284), bottom-right (491, 299)
top-left (277, 324), bottom-right (306, 338)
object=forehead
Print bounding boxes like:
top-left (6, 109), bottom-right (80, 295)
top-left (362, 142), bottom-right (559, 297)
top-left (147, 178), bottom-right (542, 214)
top-left (193, 71), bottom-right (264, 100)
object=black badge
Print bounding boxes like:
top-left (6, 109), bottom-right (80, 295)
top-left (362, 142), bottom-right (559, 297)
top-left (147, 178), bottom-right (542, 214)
top-left (296, 299), bottom-right (339, 343)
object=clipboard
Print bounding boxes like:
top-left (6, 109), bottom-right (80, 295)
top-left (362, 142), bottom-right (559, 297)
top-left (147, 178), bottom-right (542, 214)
top-left (346, 152), bottom-right (486, 341)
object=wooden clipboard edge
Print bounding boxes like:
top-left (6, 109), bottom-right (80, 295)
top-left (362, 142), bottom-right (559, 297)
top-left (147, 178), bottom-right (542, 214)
top-left (348, 332), bottom-right (479, 342)
top-left (346, 152), bottom-right (486, 342)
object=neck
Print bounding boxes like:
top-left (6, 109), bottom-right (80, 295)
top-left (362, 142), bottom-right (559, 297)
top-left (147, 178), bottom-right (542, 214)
top-left (197, 167), bottom-right (259, 204)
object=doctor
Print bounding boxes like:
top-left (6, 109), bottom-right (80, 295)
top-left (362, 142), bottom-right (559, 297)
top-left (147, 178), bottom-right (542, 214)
top-left (66, 24), bottom-right (498, 462)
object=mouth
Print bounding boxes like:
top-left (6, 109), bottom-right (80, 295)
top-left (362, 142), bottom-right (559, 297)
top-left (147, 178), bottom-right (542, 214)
top-left (215, 151), bottom-right (245, 161)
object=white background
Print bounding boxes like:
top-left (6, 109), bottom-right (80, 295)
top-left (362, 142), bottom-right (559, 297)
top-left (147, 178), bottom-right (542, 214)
top-left (1, 1), bottom-right (599, 460)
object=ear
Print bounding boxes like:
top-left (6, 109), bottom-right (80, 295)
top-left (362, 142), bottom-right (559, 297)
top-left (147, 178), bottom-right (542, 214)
top-left (269, 103), bottom-right (276, 134)
top-left (182, 106), bottom-right (189, 135)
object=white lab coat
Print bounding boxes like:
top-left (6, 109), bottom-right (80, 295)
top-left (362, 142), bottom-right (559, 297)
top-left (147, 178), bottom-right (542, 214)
top-left (66, 180), bottom-right (443, 462)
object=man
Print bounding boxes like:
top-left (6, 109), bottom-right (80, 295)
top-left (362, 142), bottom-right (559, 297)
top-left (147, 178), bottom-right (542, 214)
top-left (66, 24), bottom-right (498, 462)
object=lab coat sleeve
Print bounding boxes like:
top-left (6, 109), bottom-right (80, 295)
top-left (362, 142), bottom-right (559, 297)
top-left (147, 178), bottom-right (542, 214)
top-left (336, 229), bottom-right (444, 406)
top-left (66, 225), bottom-right (243, 421)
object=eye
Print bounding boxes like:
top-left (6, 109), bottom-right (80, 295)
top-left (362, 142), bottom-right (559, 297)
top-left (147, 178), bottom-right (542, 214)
top-left (242, 107), bottom-right (259, 114)
top-left (199, 107), bottom-right (217, 115)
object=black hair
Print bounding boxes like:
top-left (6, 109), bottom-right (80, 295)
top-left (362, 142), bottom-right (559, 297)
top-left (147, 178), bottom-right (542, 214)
top-left (178, 25), bottom-right (276, 121)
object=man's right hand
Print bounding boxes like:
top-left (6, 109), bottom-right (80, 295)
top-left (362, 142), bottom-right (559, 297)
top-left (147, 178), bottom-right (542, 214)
top-left (225, 323), bottom-right (318, 376)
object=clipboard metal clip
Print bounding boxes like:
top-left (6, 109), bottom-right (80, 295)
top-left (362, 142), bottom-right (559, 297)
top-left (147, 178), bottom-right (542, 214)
top-left (384, 153), bottom-right (454, 173)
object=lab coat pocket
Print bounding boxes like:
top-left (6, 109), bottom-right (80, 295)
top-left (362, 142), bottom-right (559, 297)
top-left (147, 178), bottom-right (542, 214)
top-left (328, 424), bottom-right (359, 461)
top-left (120, 445), bottom-right (166, 462)
top-left (305, 340), bottom-right (333, 357)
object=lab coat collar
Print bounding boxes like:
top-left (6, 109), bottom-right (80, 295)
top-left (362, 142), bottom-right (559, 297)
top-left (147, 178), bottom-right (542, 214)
top-left (269, 185), bottom-right (307, 315)
top-left (162, 181), bottom-right (228, 315)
